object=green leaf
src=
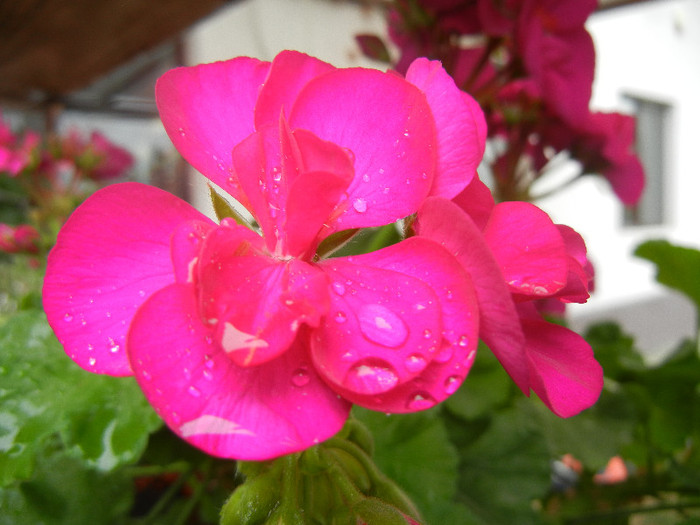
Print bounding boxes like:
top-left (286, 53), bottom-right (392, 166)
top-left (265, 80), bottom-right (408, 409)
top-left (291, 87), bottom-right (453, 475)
top-left (0, 443), bottom-right (134, 525)
top-left (635, 240), bottom-right (700, 310)
top-left (443, 345), bottom-right (513, 421)
top-left (0, 310), bottom-right (161, 486)
top-left (353, 407), bottom-right (460, 525)
top-left (456, 406), bottom-right (551, 525)
top-left (355, 34), bottom-right (392, 63)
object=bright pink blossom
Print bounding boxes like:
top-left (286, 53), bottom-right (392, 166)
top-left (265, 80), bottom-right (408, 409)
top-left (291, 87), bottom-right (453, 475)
top-left (43, 51), bottom-right (485, 460)
top-left (417, 180), bottom-right (603, 417)
top-left (0, 116), bottom-right (37, 176)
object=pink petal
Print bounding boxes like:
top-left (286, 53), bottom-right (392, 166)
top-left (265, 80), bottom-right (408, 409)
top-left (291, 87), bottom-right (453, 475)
top-left (522, 317), bottom-right (603, 417)
top-left (290, 67), bottom-right (436, 229)
top-left (406, 58), bottom-right (487, 199)
top-left (483, 202), bottom-right (569, 298)
top-left (451, 178), bottom-right (495, 231)
top-left (196, 222), bottom-right (329, 367)
top-left (128, 284), bottom-right (350, 460)
top-left (254, 50), bottom-right (335, 129)
top-left (415, 197), bottom-right (529, 393)
top-left (312, 245), bottom-right (444, 398)
top-left (316, 237), bottom-right (480, 413)
top-left (43, 182), bottom-right (211, 376)
top-left (155, 57), bottom-right (270, 202)
top-left (231, 118), bottom-right (353, 257)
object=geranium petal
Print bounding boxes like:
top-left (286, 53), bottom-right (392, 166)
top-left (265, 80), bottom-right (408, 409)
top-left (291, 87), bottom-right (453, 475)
top-left (231, 119), bottom-right (353, 257)
top-left (318, 237), bottom-right (480, 413)
top-left (522, 317), bottom-right (603, 417)
top-left (43, 182), bottom-right (210, 375)
top-left (452, 178), bottom-right (495, 230)
top-left (197, 222), bottom-right (329, 367)
top-left (128, 283), bottom-right (350, 460)
top-left (254, 50), bottom-right (335, 129)
top-left (406, 58), bottom-right (487, 199)
top-left (415, 197), bottom-right (529, 393)
top-left (290, 67), bottom-right (436, 229)
top-left (312, 245), bottom-right (443, 398)
top-left (483, 202), bottom-right (569, 298)
top-left (155, 57), bottom-right (270, 202)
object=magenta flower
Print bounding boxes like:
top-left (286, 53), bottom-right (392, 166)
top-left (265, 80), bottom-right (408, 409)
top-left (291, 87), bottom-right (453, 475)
top-left (86, 131), bottom-right (134, 180)
top-left (418, 179), bottom-right (603, 417)
top-left (43, 51), bottom-right (486, 460)
top-left (574, 111), bottom-right (646, 206)
top-left (516, 0), bottom-right (597, 127)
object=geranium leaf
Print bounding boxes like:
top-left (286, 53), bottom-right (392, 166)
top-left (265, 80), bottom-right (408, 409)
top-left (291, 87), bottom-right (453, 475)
top-left (0, 310), bottom-right (161, 486)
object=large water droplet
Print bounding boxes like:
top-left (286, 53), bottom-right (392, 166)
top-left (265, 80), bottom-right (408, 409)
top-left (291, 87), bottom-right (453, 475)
top-left (292, 368), bottom-right (311, 387)
top-left (444, 375), bottom-right (462, 395)
top-left (332, 282), bottom-right (346, 296)
top-left (353, 198), bottom-right (368, 213)
top-left (63, 313), bottom-right (73, 322)
top-left (406, 391), bottom-right (436, 410)
top-left (344, 359), bottom-right (399, 395)
top-left (358, 304), bottom-right (408, 348)
top-left (405, 354), bottom-right (427, 373)
top-left (88, 357), bottom-right (97, 367)
top-left (334, 311), bottom-right (348, 324)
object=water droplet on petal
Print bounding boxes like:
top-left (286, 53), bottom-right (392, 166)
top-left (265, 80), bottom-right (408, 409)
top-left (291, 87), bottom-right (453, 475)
top-left (108, 338), bottom-right (120, 353)
top-left (405, 354), bottom-right (427, 373)
top-left (444, 375), bottom-right (462, 395)
top-left (292, 368), bottom-right (311, 387)
top-left (178, 128), bottom-right (186, 137)
top-left (202, 369), bottom-right (214, 381)
top-left (458, 335), bottom-right (469, 347)
top-left (353, 198), bottom-right (367, 213)
top-left (88, 357), bottom-right (96, 366)
top-left (334, 311), bottom-right (348, 324)
top-left (423, 329), bottom-right (432, 339)
top-left (188, 386), bottom-right (201, 397)
top-left (63, 313), bottom-right (73, 322)
top-left (344, 359), bottom-right (399, 395)
top-left (362, 173), bottom-right (370, 183)
top-left (407, 391), bottom-right (436, 410)
top-left (142, 370), bottom-right (152, 381)
top-left (332, 282), bottom-right (346, 296)
top-left (358, 304), bottom-right (408, 348)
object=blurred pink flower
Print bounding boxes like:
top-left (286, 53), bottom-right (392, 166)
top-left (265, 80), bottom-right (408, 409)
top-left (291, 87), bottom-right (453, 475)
top-left (0, 223), bottom-right (40, 254)
top-left (43, 51), bottom-right (486, 460)
top-left (86, 131), bottom-right (134, 180)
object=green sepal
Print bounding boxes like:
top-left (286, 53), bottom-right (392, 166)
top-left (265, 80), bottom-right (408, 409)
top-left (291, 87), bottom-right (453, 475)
top-left (220, 462), bottom-right (282, 525)
top-left (209, 185), bottom-right (250, 226)
top-left (354, 497), bottom-right (413, 525)
top-left (315, 228), bottom-right (360, 259)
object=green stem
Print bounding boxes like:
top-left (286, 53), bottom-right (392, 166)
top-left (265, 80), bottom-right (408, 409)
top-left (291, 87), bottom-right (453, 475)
top-left (141, 464), bottom-right (195, 524)
top-left (172, 459), bottom-right (213, 525)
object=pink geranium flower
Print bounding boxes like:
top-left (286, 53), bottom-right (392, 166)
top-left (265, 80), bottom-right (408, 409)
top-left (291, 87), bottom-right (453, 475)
top-left (516, 0), bottom-right (597, 127)
top-left (417, 179), bottom-right (603, 417)
top-left (86, 131), bottom-right (134, 180)
top-left (43, 51), bottom-right (486, 460)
